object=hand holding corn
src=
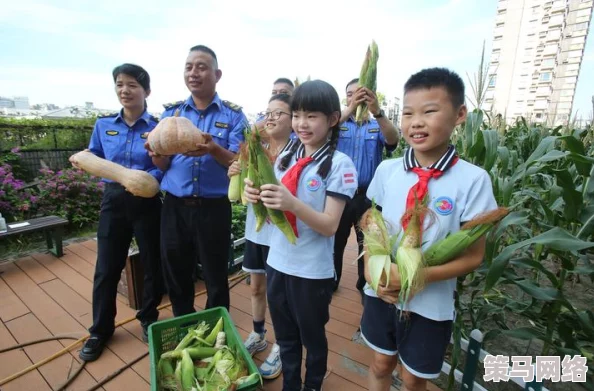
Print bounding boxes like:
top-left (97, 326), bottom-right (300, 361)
top-left (243, 178), bottom-right (261, 204)
top-left (259, 183), bottom-right (296, 212)
top-left (227, 160), bottom-right (241, 178)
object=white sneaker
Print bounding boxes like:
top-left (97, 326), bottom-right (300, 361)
top-left (259, 343), bottom-right (282, 379)
top-left (244, 331), bottom-right (267, 356)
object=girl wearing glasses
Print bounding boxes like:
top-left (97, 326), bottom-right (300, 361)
top-left (228, 93), bottom-right (294, 380)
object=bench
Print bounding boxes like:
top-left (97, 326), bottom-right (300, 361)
top-left (0, 215), bottom-right (69, 257)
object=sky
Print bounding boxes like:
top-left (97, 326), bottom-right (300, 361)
top-left (0, 0), bottom-right (592, 119)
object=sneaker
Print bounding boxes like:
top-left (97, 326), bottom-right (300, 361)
top-left (79, 336), bottom-right (106, 362)
top-left (259, 343), bottom-right (282, 380)
top-left (141, 321), bottom-right (154, 343)
top-left (244, 331), bottom-right (267, 356)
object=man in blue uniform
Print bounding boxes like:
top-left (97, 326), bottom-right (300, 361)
top-left (150, 45), bottom-right (246, 316)
top-left (333, 78), bottom-right (399, 294)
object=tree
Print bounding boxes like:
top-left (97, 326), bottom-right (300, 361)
top-left (377, 92), bottom-right (386, 106)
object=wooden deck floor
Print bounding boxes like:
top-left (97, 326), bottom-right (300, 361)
top-left (0, 236), bottom-right (442, 391)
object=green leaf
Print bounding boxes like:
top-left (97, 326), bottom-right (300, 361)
top-left (559, 135), bottom-right (592, 176)
top-left (554, 169), bottom-right (583, 221)
top-left (497, 146), bottom-right (510, 176)
top-left (511, 279), bottom-right (559, 301)
top-left (536, 149), bottom-right (567, 163)
top-left (526, 136), bottom-right (557, 166)
top-left (510, 258), bottom-right (559, 286)
top-left (482, 129), bottom-right (499, 172)
top-left (485, 228), bottom-right (594, 291)
top-left (494, 211), bottom-right (529, 238)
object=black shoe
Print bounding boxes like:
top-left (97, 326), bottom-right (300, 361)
top-left (302, 386), bottom-right (322, 391)
top-left (79, 336), bottom-right (106, 362)
top-left (141, 321), bottom-right (154, 343)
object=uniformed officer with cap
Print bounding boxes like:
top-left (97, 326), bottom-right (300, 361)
top-left (149, 45), bottom-right (246, 316)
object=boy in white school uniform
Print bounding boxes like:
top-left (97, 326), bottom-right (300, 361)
top-left (361, 68), bottom-right (498, 391)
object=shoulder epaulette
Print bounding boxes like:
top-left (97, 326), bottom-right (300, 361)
top-left (97, 112), bottom-right (118, 118)
top-left (222, 100), bottom-right (242, 112)
top-left (149, 115), bottom-right (160, 123)
top-left (162, 100), bottom-right (184, 110)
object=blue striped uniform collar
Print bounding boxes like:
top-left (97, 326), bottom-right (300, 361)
top-left (403, 144), bottom-right (457, 171)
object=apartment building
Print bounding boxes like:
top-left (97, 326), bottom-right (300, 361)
top-left (485, 0), bottom-right (593, 125)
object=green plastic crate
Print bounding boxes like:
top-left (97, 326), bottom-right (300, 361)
top-left (148, 307), bottom-right (260, 391)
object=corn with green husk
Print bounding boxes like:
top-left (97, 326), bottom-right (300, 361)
top-left (355, 40), bottom-right (379, 125)
top-left (174, 321), bottom-right (210, 351)
top-left (245, 126), bottom-right (297, 244)
top-left (157, 317), bottom-right (262, 391)
top-left (396, 199), bottom-right (431, 306)
top-left (424, 207), bottom-right (509, 266)
top-left (228, 128), bottom-right (249, 203)
top-left (360, 201), bottom-right (399, 292)
top-left (247, 136), bottom-right (268, 232)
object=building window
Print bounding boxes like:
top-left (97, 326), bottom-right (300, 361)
top-left (541, 58), bottom-right (555, 67)
top-left (539, 72), bottom-right (552, 81)
top-left (489, 75), bottom-right (497, 87)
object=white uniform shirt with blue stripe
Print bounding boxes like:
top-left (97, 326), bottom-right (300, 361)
top-left (266, 143), bottom-right (358, 279)
top-left (365, 147), bottom-right (498, 321)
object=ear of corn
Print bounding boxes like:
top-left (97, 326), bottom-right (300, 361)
top-left (180, 349), bottom-right (195, 391)
top-left (396, 198), bottom-right (427, 305)
top-left (424, 207), bottom-right (509, 266)
top-left (228, 169), bottom-right (242, 202)
top-left (243, 126), bottom-right (297, 244)
top-left (255, 145), bottom-right (297, 244)
top-left (361, 200), bottom-right (398, 290)
top-left (356, 40), bottom-right (379, 125)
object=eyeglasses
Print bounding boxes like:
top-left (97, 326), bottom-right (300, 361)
top-left (263, 110), bottom-right (291, 120)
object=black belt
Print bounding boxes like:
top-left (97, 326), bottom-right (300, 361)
top-left (165, 192), bottom-right (228, 206)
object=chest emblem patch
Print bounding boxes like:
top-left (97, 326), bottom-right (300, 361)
top-left (434, 196), bottom-right (454, 216)
top-left (306, 175), bottom-right (322, 191)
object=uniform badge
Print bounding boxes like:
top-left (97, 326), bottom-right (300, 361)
top-left (306, 175), bottom-right (322, 191)
top-left (106, 130), bottom-right (119, 136)
top-left (434, 196), bottom-right (454, 216)
top-left (215, 122), bottom-right (229, 129)
top-left (340, 126), bottom-right (349, 131)
top-left (368, 128), bottom-right (380, 133)
top-left (342, 171), bottom-right (357, 188)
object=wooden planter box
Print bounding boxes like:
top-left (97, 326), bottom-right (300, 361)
top-left (117, 249), bottom-right (144, 310)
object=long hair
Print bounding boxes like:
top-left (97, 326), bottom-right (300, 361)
top-left (278, 80), bottom-right (340, 179)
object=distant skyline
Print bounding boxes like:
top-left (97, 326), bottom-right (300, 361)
top-left (1, 0), bottom-right (592, 118)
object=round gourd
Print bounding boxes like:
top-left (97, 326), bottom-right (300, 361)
top-left (69, 151), bottom-right (160, 198)
top-left (147, 110), bottom-right (211, 155)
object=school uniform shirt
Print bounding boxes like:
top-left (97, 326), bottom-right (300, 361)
top-left (88, 109), bottom-right (162, 182)
top-left (244, 140), bottom-right (295, 246)
top-left (159, 94), bottom-right (247, 198)
top-left (266, 143), bottom-right (358, 279)
top-left (337, 117), bottom-right (396, 188)
top-left (365, 147), bottom-right (497, 321)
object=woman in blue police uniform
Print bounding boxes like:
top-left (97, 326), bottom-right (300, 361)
top-left (76, 64), bottom-right (164, 362)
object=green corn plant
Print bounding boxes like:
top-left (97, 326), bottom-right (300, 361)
top-left (443, 109), bottom-right (594, 389)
